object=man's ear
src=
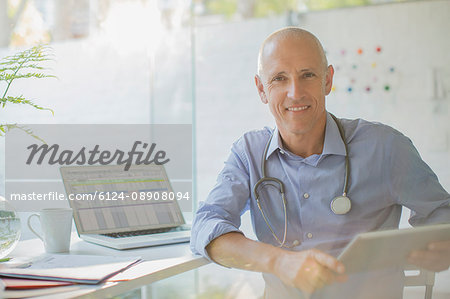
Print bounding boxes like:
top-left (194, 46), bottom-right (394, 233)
top-left (324, 65), bottom-right (334, 95)
top-left (255, 75), bottom-right (268, 104)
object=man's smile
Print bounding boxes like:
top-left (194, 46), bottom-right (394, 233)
top-left (286, 105), bottom-right (310, 112)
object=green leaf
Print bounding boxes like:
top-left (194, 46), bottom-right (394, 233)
top-left (1, 96), bottom-right (54, 115)
top-left (0, 124), bottom-right (47, 143)
top-left (1, 44), bottom-right (56, 119)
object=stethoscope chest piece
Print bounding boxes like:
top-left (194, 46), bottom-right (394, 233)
top-left (330, 195), bottom-right (351, 215)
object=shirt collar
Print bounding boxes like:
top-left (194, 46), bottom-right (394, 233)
top-left (265, 127), bottom-right (283, 160)
top-left (322, 112), bottom-right (347, 156)
top-left (265, 112), bottom-right (346, 160)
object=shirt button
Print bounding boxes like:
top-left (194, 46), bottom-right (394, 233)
top-left (303, 193), bottom-right (310, 199)
top-left (307, 232), bottom-right (313, 239)
top-left (280, 150), bottom-right (285, 155)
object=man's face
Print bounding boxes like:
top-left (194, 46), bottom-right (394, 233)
top-left (255, 37), bottom-right (333, 139)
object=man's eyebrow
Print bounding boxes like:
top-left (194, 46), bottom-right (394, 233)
top-left (269, 71), bottom-right (287, 78)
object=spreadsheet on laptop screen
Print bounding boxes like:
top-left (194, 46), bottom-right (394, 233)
top-left (60, 165), bottom-right (185, 234)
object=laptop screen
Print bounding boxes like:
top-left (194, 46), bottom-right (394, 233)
top-left (60, 165), bottom-right (185, 234)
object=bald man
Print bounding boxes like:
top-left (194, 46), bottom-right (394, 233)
top-left (190, 27), bottom-right (450, 298)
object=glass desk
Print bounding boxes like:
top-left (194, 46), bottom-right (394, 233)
top-left (115, 264), bottom-right (444, 299)
top-left (116, 262), bottom-right (265, 299)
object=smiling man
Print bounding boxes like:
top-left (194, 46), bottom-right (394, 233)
top-left (190, 27), bottom-right (450, 298)
top-left (255, 29), bottom-right (331, 158)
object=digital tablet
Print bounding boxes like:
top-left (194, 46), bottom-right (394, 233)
top-left (338, 223), bottom-right (450, 274)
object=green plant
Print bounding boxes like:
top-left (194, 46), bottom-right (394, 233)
top-left (0, 44), bottom-right (55, 138)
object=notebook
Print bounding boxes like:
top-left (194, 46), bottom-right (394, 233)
top-left (60, 164), bottom-right (191, 250)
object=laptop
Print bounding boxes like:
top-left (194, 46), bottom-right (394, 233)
top-left (60, 164), bottom-right (191, 250)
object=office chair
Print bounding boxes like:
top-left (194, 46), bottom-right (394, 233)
top-left (404, 266), bottom-right (435, 299)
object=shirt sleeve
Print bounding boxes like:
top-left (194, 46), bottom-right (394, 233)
top-left (388, 131), bottom-right (450, 225)
top-left (190, 139), bottom-right (252, 260)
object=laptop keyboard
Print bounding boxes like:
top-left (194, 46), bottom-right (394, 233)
top-left (102, 227), bottom-right (174, 238)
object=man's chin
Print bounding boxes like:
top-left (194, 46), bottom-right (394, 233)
top-left (281, 125), bottom-right (313, 137)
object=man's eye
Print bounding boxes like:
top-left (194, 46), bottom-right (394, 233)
top-left (304, 73), bottom-right (315, 78)
top-left (273, 76), bottom-right (285, 81)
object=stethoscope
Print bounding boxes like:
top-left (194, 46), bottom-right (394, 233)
top-left (252, 114), bottom-right (351, 248)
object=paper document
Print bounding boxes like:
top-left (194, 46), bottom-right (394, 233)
top-left (1, 277), bottom-right (73, 289)
top-left (0, 254), bottom-right (141, 284)
top-left (1, 285), bottom-right (86, 299)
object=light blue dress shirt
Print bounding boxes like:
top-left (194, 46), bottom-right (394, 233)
top-left (191, 112), bottom-right (450, 298)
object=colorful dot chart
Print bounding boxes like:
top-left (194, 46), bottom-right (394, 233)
top-left (327, 45), bottom-right (400, 95)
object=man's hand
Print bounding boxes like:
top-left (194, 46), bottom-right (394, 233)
top-left (207, 233), bottom-right (347, 294)
top-left (272, 249), bottom-right (347, 294)
top-left (408, 240), bottom-right (450, 272)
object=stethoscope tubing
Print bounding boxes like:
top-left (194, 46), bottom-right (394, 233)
top-left (253, 113), bottom-right (350, 248)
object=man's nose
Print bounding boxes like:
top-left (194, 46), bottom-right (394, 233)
top-left (287, 79), bottom-right (304, 100)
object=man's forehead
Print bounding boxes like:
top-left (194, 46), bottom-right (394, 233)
top-left (257, 28), bottom-right (328, 76)
top-left (260, 37), bottom-right (323, 74)
top-left (262, 35), bottom-right (318, 59)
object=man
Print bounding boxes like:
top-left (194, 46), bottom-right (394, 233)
top-left (190, 27), bottom-right (450, 298)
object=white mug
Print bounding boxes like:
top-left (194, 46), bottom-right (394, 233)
top-left (27, 208), bottom-right (73, 253)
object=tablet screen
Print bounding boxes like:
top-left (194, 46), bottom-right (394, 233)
top-left (338, 223), bottom-right (450, 274)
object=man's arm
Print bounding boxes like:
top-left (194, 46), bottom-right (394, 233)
top-left (207, 232), bottom-right (347, 294)
top-left (388, 132), bottom-right (450, 272)
top-left (192, 133), bottom-right (346, 294)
